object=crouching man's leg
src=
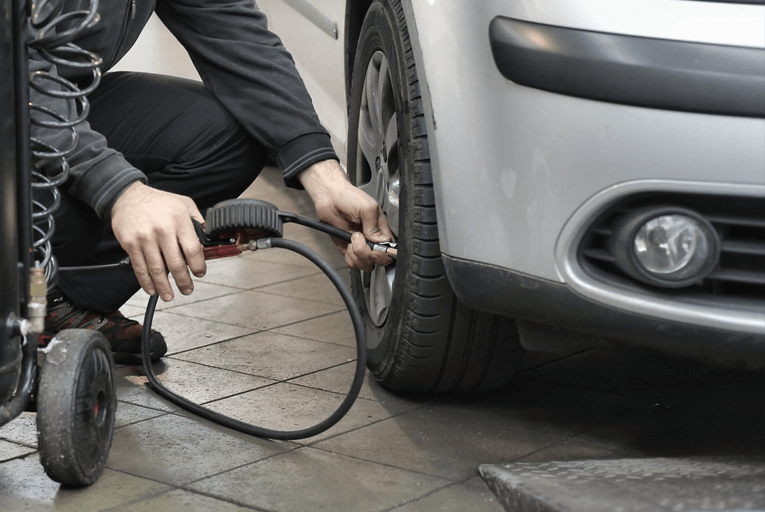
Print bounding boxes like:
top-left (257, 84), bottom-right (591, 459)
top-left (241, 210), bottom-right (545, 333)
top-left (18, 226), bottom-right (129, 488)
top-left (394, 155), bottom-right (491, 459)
top-left (47, 72), bottom-right (265, 363)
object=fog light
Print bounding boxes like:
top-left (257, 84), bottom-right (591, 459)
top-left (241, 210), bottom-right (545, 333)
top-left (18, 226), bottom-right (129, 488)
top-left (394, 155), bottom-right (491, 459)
top-left (608, 206), bottom-right (720, 288)
top-left (634, 214), bottom-right (712, 279)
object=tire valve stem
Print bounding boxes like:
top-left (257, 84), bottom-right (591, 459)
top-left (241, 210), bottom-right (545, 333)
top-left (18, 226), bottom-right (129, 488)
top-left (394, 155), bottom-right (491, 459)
top-left (27, 265), bottom-right (47, 335)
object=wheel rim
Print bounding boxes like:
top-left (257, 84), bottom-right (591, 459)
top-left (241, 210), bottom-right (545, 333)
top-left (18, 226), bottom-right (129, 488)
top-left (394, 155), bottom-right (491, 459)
top-left (355, 50), bottom-right (400, 329)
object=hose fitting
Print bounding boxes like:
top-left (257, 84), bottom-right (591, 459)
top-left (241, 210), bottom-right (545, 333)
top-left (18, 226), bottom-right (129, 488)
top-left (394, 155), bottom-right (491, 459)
top-left (27, 266), bottom-right (47, 335)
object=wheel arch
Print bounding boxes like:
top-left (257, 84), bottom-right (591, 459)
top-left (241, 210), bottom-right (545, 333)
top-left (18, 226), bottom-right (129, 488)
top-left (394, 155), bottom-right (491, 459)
top-left (344, 0), bottom-right (374, 107)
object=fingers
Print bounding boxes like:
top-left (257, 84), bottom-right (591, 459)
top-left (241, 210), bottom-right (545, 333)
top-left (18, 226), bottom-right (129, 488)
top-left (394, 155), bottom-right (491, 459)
top-left (123, 246), bottom-right (155, 298)
top-left (121, 236), bottom-right (175, 302)
top-left (374, 211), bottom-right (395, 243)
top-left (345, 232), bottom-right (392, 272)
top-left (123, 226), bottom-right (191, 302)
top-left (178, 217), bottom-right (207, 280)
top-left (359, 203), bottom-right (394, 244)
top-left (112, 185), bottom-right (209, 302)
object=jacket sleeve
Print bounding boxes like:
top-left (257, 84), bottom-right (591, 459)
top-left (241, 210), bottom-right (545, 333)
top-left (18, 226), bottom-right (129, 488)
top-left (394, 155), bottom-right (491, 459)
top-left (29, 51), bottom-right (147, 220)
top-left (154, 0), bottom-right (338, 188)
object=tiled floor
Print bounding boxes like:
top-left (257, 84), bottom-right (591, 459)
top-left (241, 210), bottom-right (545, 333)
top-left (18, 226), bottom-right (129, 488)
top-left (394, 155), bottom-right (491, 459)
top-left (3, 15), bottom-right (764, 512)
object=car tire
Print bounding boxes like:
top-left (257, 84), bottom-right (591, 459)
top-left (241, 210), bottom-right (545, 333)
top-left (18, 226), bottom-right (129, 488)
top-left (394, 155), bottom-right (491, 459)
top-left (348, 0), bottom-right (525, 393)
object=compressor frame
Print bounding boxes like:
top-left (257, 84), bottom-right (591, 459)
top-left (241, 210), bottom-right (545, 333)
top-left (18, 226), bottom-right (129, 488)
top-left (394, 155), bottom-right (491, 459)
top-left (0, 0), bottom-right (117, 487)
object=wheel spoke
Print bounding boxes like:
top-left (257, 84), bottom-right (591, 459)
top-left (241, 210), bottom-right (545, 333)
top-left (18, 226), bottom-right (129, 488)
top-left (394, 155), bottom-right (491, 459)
top-left (364, 55), bottom-right (384, 138)
top-left (368, 264), bottom-right (394, 326)
top-left (384, 111), bottom-right (398, 161)
top-left (357, 116), bottom-right (377, 184)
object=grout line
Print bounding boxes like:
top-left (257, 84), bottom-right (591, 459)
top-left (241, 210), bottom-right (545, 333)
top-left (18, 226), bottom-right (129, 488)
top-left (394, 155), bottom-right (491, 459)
top-left (308, 442), bottom-right (459, 482)
top-left (379, 476), bottom-right (494, 512)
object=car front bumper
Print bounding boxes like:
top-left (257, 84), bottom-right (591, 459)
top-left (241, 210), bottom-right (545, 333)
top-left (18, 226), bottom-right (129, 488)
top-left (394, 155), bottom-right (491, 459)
top-left (406, 0), bottom-right (765, 357)
top-left (443, 253), bottom-right (765, 368)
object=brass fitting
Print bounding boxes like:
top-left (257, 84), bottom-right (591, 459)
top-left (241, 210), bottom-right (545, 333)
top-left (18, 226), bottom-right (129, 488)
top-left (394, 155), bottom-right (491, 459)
top-left (27, 266), bottom-right (47, 335)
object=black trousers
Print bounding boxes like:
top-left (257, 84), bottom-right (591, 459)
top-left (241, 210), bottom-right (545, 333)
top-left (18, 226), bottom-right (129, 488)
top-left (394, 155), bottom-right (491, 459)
top-left (53, 72), bottom-right (266, 313)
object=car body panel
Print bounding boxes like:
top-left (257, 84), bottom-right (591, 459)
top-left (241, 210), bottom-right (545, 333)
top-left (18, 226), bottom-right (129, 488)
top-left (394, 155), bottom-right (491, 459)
top-left (404, 0), bottom-right (764, 280)
top-left (257, 0), bottom-right (765, 358)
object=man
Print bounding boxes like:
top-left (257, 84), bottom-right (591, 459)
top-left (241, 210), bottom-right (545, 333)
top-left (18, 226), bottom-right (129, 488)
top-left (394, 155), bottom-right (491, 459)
top-left (32, 0), bottom-right (393, 364)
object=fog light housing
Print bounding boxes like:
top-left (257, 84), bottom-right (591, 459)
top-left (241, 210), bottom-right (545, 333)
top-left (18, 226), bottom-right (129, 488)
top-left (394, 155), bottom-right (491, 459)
top-left (608, 206), bottom-right (720, 288)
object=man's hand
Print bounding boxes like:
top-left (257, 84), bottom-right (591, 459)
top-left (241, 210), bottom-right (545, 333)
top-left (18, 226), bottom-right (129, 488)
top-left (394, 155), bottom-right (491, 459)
top-left (298, 160), bottom-right (395, 272)
top-left (111, 182), bottom-right (206, 301)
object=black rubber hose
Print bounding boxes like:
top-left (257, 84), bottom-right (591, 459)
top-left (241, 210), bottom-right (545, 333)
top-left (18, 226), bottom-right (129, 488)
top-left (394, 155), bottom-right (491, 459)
top-left (140, 237), bottom-right (367, 440)
top-left (59, 258), bottom-right (131, 273)
top-left (278, 211), bottom-right (354, 243)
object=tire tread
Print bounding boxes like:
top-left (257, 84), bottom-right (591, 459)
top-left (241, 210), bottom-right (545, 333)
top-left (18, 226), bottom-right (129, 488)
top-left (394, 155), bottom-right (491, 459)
top-left (350, 0), bottom-right (524, 394)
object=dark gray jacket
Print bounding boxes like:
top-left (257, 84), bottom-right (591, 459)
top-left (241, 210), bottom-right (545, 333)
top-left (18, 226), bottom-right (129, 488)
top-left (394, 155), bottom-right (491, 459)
top-left (30, 0), bottom-right (337, 219)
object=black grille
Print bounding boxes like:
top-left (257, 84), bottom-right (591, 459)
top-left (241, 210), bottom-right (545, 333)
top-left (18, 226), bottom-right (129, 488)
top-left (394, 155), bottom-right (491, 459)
top-left (578, 193), bottom-right (765, 303)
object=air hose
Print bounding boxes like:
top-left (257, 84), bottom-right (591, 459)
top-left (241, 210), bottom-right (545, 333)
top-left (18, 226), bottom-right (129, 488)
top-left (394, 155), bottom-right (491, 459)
top-left (28, 0), bottom-right (102, 286)
top-left (58, 199), bottom-right (391, 439)
top-left (132, 199), bottom-right (383, 440)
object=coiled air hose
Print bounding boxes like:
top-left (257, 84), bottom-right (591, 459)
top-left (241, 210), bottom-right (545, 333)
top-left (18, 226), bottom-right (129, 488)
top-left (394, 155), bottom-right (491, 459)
top-left (27, 0), bottom-right (102, 286)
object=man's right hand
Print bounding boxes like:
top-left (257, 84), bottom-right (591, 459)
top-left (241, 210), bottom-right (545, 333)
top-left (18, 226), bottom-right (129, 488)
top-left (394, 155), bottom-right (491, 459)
top-left (298, 160), bottom-right (395, 272)
top-left (110, 182), bottom-right (206, 302)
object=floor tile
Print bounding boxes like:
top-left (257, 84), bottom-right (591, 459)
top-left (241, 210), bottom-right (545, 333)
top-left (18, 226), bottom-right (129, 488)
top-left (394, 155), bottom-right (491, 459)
top-left (314, 412), bottom-right (558, 482)
top-left (107, 413), bottom-right (287, 486)
top-left (107, 488), bottom-right (253, 511)
top-left (272, 310), bottom-right (357, 347)
top-left (0, 411), bottom-right (38, 447)
top-left (390, 476), bottom-right (505, 512)
top-left (115, 367), bottom-right (185, 413)
top-left (196, 256), bottom-right (318, 290)
top-left (114, 402), bottom-right (168, 429)
top-left (126, 310), bottom-right (256, 355)
top-left (287, 362), bottom-right (377, 400)
top-left (173, 331), bottom-right (355, 381)
top-left (126, 279), bottom-right (240, 311)
top-left (288, 361), bottom-right (428, 408)
top-left (167, 290), bottom-right (342, 331)
top-left (118, 303), bottom-right (147, 320)
top-left (118, 358), bottom-right (277, 405)
top-left (189, 446), bottom-right (450, 512)
top-left (241, 241), bottom-right (323, 269)
top-left (0, 439), bottom-right (34, 461)
top-left (313, 378), bottom-right (643, 482)
top-left (0, 456), bottom-right (170, 511)
top-left (203, 381), bottom-right (420, 443)
top-left (258, 272), bottom-right (350, 307)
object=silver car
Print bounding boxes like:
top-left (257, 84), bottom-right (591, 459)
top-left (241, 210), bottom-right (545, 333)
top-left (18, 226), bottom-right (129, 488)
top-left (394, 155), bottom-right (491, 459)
top-left (258, 0), bottom-right (765, 393)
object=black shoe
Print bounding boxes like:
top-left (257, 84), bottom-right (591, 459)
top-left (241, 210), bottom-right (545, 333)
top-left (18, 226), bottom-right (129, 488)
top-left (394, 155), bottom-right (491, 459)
top-left (38, 292), bottom-right (167, 365)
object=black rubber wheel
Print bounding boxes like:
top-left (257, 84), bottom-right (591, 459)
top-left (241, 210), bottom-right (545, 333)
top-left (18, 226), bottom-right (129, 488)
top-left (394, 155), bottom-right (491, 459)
top-left (37, 329), bottom-right (116, 486)
top-left (348, 0), bottom-right (525, 393)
